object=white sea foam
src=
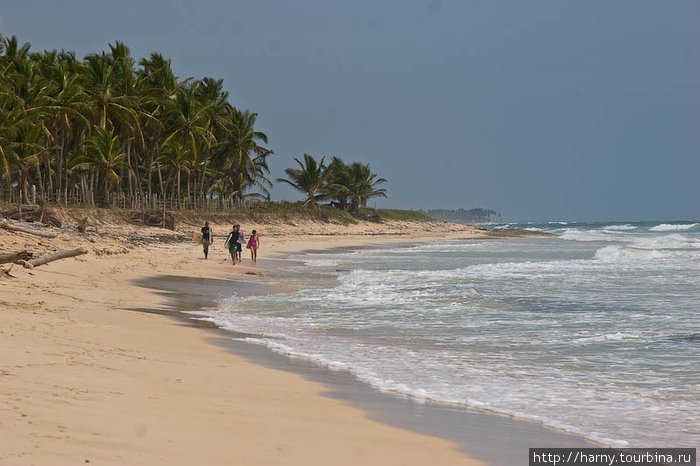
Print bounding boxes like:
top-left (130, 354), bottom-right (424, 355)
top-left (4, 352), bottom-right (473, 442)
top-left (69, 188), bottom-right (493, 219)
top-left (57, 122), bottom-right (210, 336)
top-left (602, 224), bottom-right (638, 231)
top-left (493, 223), bottom-right (512, 230)
top-left (650, 223), bottom-right (698, 232)
top-left (559, 228), bottom-right (625, 242)
top-left (595, 245), bottom-right (673, 262)
top-left (630, 234), bottom-right (700, 252)
top-left (204, 226), bottom-right (700, 450)
top-left (573, 332), bottom-right (647, 343)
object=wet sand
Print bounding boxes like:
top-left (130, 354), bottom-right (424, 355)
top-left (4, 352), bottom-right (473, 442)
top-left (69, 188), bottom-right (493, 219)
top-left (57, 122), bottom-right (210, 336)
top-left (1, 218), bottom-right (497, 465)
top-left (0, 214), bottom-right (580, 465)
top-left (132, 266), bottom-right (596, 466)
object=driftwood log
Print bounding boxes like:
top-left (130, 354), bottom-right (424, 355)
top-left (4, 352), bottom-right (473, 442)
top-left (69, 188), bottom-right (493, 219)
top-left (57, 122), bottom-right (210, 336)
top-left (0, 219), bottom-right (58, 238)
top-left (20, 248), bottom-right (88, 269)
top-left (0, 206), bottom-right (62, 227)
top-left (0, 250), bottom-right (31, 264)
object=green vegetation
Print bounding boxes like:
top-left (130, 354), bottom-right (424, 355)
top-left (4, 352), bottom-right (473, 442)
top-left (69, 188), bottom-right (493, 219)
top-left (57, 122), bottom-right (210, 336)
top-left (0, 36), bottom-right (272, 209)
top-left (369, 209), bottom-right (434, 222)
top-left (242, 203), bottom-right (431, 224)
top-left (276, 154), bottom-right (387, 215)
top-left (0, 36), bottom-right (390, 220)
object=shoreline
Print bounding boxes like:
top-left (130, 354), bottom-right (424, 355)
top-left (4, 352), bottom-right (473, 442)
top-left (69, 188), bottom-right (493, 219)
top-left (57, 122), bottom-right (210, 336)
top-left (0, 215), bottom-right (494, 465)
top-left (132, 269), bottom-right (597, 466)
top-left (0, 212), bottom-right (566, 465)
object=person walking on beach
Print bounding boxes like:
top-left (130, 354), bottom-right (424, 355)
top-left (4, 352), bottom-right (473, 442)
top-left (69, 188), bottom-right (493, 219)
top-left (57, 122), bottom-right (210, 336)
top-left (201, 221), bottom-right (213, 259)
top-left (236, 225), bottom-right (245, 263)
top-left (224, 224), bottom-right (240, 265)
top-left (246, 229), bottom-right (259, 264)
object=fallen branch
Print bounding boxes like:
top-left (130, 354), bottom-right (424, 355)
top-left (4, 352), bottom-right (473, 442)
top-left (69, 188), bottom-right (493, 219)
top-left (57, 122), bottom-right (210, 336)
top-left (0, 250), bottom-right (30, 264)
top-left (21, 248), bottom-right (88, 269)
top-left (0, 219), bottom-right (58, 238)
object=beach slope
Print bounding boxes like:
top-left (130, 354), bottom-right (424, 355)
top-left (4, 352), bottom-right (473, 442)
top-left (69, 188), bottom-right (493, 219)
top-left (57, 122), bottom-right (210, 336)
top-left (1, 213), bottom-right (497, 465)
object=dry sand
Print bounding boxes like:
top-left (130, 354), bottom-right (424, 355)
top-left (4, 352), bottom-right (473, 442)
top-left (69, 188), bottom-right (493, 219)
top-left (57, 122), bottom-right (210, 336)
top-left (0, 211), bottom-right (503, 466)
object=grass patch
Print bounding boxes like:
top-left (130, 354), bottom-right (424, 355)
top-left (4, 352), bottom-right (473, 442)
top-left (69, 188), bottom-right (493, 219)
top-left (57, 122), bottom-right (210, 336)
top-left (245, 201), bottom-right (358, 223)
top-left (366, 208), bottom-right (435, 222)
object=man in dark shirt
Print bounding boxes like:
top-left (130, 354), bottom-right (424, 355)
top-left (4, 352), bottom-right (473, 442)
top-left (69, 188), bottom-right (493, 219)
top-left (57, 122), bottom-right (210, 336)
top-left (201, 221), bottom-right (213, 259)
top-left (225, 225), bottom-right (240, 265)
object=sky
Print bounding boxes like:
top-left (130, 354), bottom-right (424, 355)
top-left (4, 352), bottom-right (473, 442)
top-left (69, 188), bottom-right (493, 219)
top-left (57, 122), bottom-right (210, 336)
top-left (1, 0), bottom-right (698, 221)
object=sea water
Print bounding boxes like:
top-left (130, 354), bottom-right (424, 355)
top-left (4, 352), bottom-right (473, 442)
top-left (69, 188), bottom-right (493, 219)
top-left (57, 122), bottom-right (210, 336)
top-left (194, 221), bottom-right (699, 448)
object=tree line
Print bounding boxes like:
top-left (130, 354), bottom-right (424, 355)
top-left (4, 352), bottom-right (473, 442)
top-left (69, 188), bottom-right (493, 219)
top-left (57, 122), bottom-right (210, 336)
top-left (0, 36), bottom-right (388, 214)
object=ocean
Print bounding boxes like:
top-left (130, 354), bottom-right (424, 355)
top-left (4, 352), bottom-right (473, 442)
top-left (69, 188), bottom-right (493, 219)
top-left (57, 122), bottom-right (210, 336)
top-left (193, 221), bottom-right (699, 449)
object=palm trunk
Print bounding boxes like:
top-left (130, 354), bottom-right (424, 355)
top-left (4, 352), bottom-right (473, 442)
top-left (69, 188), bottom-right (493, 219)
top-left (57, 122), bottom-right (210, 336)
top-left (200, 159), bottom-right (209, 208)
top-left (35, 165), bottom-right (44, 200)
top-left (46, 155), bottom-right (54, 199)
top-left (20, 169), bottom-right (29, 206)
top-left (90, 173), bottom-right (96, 206)
top-left (157, 163), bottom-right (165, 199)
top-left (177, 169), bottom-right (181, 208)
top-left (57, 133), bottom-right (65, 202)
top-left (103, 175), bottom-right (110, 207)
top-left (126, 142), bottom-right (134, 198)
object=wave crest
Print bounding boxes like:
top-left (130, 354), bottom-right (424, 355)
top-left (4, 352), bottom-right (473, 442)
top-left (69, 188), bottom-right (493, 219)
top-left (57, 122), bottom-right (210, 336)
top-left (650, 223), bottom-right (698, 232)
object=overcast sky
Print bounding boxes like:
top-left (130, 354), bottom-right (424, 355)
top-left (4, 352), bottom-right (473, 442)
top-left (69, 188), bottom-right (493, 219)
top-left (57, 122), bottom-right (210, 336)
top-left (2, 1), bottom-right (698, 221)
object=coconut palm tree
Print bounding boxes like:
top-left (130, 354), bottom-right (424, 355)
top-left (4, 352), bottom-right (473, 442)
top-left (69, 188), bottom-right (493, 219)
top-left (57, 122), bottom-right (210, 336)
top-left (157, 142), bottom-right (191, 206)
top-left (70, 127), bottom-right (128, 207)
top-left (1, 37), bottom-right (277, 210)
top-left (217, 108), bottom-right (272, 205)
top-left (345, 162), bottom-right (388, 214)
top-left (42, 54), bottom-right (90, 202)
top-left (138, 52), bottom-right (179, 199)
top-left (5, 121), bottom-right (49, 203)
top-left (276, 154), bottom-right (327, 207)
top-left (322, 156), bottom-right (352, 209)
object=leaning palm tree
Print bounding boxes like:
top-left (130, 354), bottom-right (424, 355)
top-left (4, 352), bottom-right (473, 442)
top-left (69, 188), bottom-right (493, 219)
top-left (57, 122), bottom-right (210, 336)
top-left (70, 127), bottom-right (128, 207)
top-left (276, 153), bottom-right (327, 207)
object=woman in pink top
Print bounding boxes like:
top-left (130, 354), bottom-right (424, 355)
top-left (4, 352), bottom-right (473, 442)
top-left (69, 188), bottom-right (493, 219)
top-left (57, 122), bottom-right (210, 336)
top-left (246, 229), bottom-right (260, 264)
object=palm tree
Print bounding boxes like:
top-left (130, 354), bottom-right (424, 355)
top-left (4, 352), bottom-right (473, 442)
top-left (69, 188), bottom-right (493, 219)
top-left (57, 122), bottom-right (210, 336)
top-left (162, 83), bottom-right (216, 203)
top-left (5, 121), bottom-right (48, 203)
top-left (42, 53), bottom-right (90, 202)
top-left (138, 52), bottom-right (179, 200)
top-left (1, 38), bottom-right (276, 211)
top-left (345, 162), bottom-right (388, 214)
top-left (276, 154), bottom-right (327, 207)
top-left (322, 156), bottom-right (351, 209)
top-left (82, 50), bottom-right (142, 165)
top-left (216, 109), bottom-right (272, 205)
top-left (157, 142), bottom-right (191, 207)
top-left (70, 126), bottom-right (128, 206)
top-left (208, 178), bottom-right (234, 209)
top-left (163, 83), bottom-right (214, 157)
top-left (108, 41), bottom-right (145, 199)
top-left (0, 36), bottom-right (32, 73)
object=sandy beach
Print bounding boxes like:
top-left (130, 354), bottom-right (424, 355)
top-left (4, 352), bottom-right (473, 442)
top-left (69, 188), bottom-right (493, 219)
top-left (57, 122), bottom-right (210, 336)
top-left (1, 210), bottom-right (507, 466)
